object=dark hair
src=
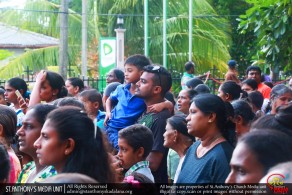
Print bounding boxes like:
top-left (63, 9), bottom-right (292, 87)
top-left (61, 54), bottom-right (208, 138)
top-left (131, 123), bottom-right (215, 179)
top-left (124, 172), bottom-right (158, 195)
top-left (239, 130), bottom-right (292, 173)
top-left (113, 68), bottom-right (125, 84)
top-left (7, 77), bottom-right (29, 99)
top-left (177, 89), bottom-right (197, 107)
top-left (0, 144), bottom-right (10, 182)
top-left (56, 97), bottom-right (85, 110)
top-left (119, 124), bottom-right (153, 158)
top-left (192, 94), bottom-right (228, 139)
top-left (104, 82), bottom-right (121, 97)
top-left (67, 77), bottom-right (85, 92)
top-left (0, 105), bottom-right (17, 146)
top-left (232, 100), bottom-right (255, 125)
top-left (247, 91), bottom-right (264, 110)
top-left (242, 79), bottom-right (258, 90)
top-left (186, 78), bottom-right (203, 89)
top-left (251, 104), bottom-right (292, 137)
top-left (29, 104), bottom-right (57, 126)
top-left (194, 84), bottom-right (210, 94)
top-left (42, 173), bottom-right (98, 183)
top-left (264, 81), bottom-right (273, 89)
top-left (46, 71), bottom-right (67, 98)
top-left (224, 102), bottom-right (237, 147)
top-left (79, 89), bottom-right (103, 110)
top-left (164, 91), bottom-right (175, 106)
top-left (184, 61), bottom-right (195, 71)
top-left (124, 54), bottom-right (151, 71)
top-left (46, 106), bottom-right (113, 182)
top-left (143, 65), bottom-right (172, 96)
top-left (187, 89), bottom-right (198, 102)
top-left (228, 60), bottom-right (237, 67)
top-left (129, 172), bottom-right (154, 183)
top-left (225, 101), bottom-right (234, 119)
top-left (246, 65), bottom-right (262, 75)
top-left (275, 103), bottom-right (292, 129)
top-left (220, 81), bottom-right (242, 100)
top-left (167, 114), bottom-right (194, 141)
top-left (0, 88), bottom-right (5, 96)
top-left (0, 88), bottom-right (8, 106)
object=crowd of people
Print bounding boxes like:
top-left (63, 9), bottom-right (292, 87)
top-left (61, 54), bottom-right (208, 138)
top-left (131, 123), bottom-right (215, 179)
top-left (0, 55), bottom-right (292, 192)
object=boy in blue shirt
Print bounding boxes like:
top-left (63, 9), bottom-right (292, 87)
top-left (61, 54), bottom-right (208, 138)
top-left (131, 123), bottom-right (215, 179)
top-left (104, 54), bottom-right (172, 151)
top-left (104, 54), bottom-right (150, 150)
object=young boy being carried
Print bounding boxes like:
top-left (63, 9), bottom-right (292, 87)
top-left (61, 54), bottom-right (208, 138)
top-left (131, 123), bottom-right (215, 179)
top-left (104, 54), bottom-right (172, 151)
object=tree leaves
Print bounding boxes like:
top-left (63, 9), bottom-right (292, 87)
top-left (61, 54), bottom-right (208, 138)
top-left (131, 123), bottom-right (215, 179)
top-left (99, 0), bottom-right (231, 73)
top-left (238, 0), bottom-right (292, 78)
top-left (0, 0), bottom-right (232, 78)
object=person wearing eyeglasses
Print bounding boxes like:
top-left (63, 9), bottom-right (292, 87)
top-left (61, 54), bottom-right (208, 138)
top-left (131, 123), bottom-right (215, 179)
top-left (135, 64), bottom-right (173, 183)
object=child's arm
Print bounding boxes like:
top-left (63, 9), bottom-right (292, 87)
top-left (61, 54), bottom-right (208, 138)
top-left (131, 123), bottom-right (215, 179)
top-left (103, 97), bottom-right (113, 126)
top-left (148, 99), bottom-right (174, 113)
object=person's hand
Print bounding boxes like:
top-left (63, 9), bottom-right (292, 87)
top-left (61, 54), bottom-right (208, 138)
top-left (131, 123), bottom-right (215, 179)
top-left (36, 70), bottom-right (47, 83)
top-left (148, 103), bottom-right (164, 113)
top-left (18, 97), bottom-right (29, 114)
top-left (111, 156), bottom-right (124, 183)
top-left (103, 111), bottom-right (111, 126)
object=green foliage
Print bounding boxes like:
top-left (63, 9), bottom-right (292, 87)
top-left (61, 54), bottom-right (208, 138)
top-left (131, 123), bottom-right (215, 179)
top-left (0, 46), bottom-right (79, 79)
top-left (0, 0), bottom-right (232, 79)
top-left (210, 0), bottom-right (252, 77)
top-left (0, 49), bottom-right (13, 60)
top-left (0, 47), bottom-right (57, 79)
top-left (239, 0), bottom-right (292, 78)
top-left (98, 0), bottom-right (232, 74)
top-left (0, 0), bottom-right (98, 78)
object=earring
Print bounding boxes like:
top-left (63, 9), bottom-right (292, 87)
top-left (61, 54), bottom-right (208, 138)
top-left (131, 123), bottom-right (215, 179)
top-left (173, 137), bottom-right (177, 143)
top-left (208, 120), bottom-right (212, 123)
top-left (65, 150), bottom-right (68, 155)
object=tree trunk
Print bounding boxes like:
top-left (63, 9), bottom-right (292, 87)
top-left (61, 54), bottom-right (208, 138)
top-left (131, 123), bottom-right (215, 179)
top-left (59, 0), bottom-right (69, 79)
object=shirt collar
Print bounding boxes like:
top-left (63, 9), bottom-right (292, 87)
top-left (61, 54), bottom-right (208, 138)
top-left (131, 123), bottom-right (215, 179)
top-left (125, 160), bottom-right (149, 177)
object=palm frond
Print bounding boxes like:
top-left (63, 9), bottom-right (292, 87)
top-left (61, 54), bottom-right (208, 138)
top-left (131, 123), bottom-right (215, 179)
top-left (0, 45), bottom-right (80, 79)
top-left (98, 0), bottom-right (231, 72)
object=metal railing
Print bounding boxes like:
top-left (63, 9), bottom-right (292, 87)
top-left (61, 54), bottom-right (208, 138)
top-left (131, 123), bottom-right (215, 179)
top-left (0, 66), bottom-right (290, 96)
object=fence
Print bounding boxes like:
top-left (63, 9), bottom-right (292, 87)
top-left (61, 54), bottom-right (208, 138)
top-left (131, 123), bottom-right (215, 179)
top-left (0, 66), bottom-right (290, 96)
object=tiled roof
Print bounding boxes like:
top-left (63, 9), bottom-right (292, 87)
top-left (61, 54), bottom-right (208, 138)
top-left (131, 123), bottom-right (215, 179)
top-left (0, 23), bottom-right (59, 48)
